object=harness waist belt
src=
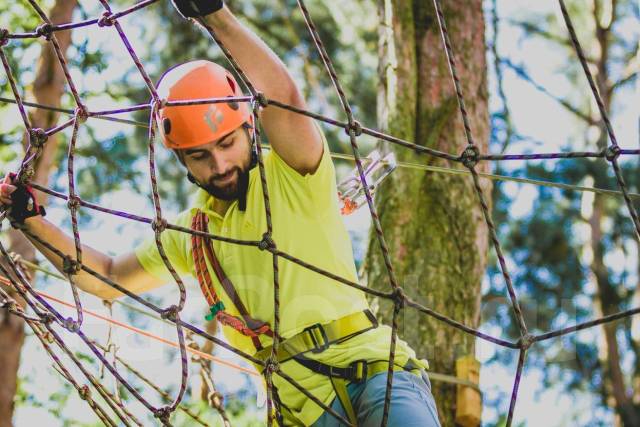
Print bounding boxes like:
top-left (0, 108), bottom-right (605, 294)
top-left (255, 309), bottom-right (378, 363)
top-left (257, 309), bottom-right (428, 426)
top-left (292, 356), bottom-right (422, 383)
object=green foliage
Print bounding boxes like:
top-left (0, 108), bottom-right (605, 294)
top-left (14, 375), bottom-right (41, 408)
top-left (486, 0), bottom-right (639, 423)
top-left (0, 3), bottom-right (43, 163)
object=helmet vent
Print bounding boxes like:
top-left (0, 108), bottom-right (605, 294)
top-left (226, 75), bottom-right (236, 93)
top-left (163, 118), bottom-right (171, 135)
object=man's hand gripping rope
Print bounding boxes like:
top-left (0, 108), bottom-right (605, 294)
top-left (0, 173), bottom-right (46, 228)
top-left (171, 0), bottom-right (224, 19)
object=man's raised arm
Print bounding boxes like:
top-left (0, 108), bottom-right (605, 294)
top-left (173, 1), bottom-right (324, 175)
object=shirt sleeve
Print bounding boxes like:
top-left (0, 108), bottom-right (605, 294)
top-left (134, 211), bottom-right (193, 282)
top-left (267, 124), bottom-right (339, 212)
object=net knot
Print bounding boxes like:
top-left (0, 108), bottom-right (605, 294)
top-left (604, 145), bottom-right (621, 162)
top-left (255, 92), bottom-right (269, 109)
top-left (460, 144), bottom-right (480, 169)
top-left (20, 167), bottom-right (35, 184)
top-left (155, 98), bottom-right (168, 111)
top-left (97, 11), bottom-right (116, 28)
top-left (208, 390), bottom-right (224, 408)
top-left (63, 317), bottom-right (80, 332)
top-left (161, 305), bottom-right (179, 322)
top-left (187, 340), bottom-right (201, 361)
top-left (518, 333), bottom-right (534, 350)
top-left (345, 120), bottom-right (363, 137)
top-left (0, 29), bottom-right (9, 47)
top-left (1, 299), bottom-right (16, 312)
top-left (264, 355), bottom-right (280, 375)
top-left (67, 195), bottom-right (81, 211)
top-left (62, 255), bottom-right (81, 275)
top-left (35, 23), bottom-right (54, 41)
top-left (40, 313), bottom-right (55, 325)
top-left (74, 106), bottom-right (89, 123)
top-left (29, 128), bottom-right (48, 149)
top-left (392, 287), bottom-right (407, 308)
top-left (153, 406), bottom-right (172, 424)
top-left (152, 218), bottom-right (167, 233)
top-left (78, 385), bottom-right (91, 400)
top-left (258, 232), bottom-right (276, 251)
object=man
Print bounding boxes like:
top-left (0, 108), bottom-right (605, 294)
top-left (1, 1), bottom-right (440, 425)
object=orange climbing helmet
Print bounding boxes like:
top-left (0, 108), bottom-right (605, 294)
top-left (155, 60), bottom-right (252, 149)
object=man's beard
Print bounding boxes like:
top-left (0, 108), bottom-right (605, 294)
top-left (201, 166), bottom-right (250, 201)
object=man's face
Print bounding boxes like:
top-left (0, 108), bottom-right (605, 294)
top-left (182, 127), bottom-right (252, 201)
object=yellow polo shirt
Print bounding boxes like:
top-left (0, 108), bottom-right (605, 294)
top-left (135, 133), bottom-right (421, 425)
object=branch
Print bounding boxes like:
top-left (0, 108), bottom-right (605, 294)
top-left (506, 18), bottom-right (599, 64)
top-left (609, 54), bottom-right (639, 93)
top-left (610, 70), bottom-right (637, 93)
top-left (490, 0), bottom-right (515, 153)
top-left (499, 58), bottom-right (598, 126)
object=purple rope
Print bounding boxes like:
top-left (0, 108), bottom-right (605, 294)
top-left (0, 2), bottom-right (639, 426)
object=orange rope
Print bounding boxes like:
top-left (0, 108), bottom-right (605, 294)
top-left (0, 275), bottom-right (259, 377)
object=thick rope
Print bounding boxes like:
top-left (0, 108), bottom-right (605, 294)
top-left (0, 1), bottom-right (637, 426)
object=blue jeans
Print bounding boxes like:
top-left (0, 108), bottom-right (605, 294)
top-left (312, 370), bottom-right (441, 426)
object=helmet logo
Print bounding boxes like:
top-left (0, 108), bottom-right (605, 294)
top-left (204, 105), bottom-right (224, 133)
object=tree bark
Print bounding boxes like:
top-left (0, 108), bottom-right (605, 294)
top-left (0, 1), bottom-right (77, 425)
top-left (368, 1), bottom-right (489, 424)
top-left (586, 1), bottom-right (639, 424)
top-left (589, 194), bottom-right (639, 426)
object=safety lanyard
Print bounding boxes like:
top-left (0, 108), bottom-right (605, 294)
top-left (191, 210), bottom-right (274, 351)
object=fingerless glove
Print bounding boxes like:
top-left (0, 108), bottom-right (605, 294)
top-left (8, 174), bottom-right (46, 227)
top-left (171, 0), bottom-right (224, 19)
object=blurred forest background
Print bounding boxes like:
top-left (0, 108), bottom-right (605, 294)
top-left (0, 0), bottom-right (638, 426)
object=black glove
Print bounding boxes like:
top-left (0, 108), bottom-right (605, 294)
top-left (8, 173), bottom-right (46, 227)
top-left (171, 0), bottom-right (224, 19)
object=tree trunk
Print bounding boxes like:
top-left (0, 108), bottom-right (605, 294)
top-left (0, 1), bottom-right (77, 424)
top-left (368, 1), bottom-right (489, 424)
top-left (589, 193), bottom-right (639, 426)
top-left (586, 1), bottom-right (639, 424)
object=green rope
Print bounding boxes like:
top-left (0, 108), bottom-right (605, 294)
top-left (327, 151), bottom-right (640, 200)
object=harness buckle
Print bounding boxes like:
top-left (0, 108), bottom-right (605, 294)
top-left (349, 360), bottom-right (368, 383)
top-left (303, 323), bottom-right (330, 353)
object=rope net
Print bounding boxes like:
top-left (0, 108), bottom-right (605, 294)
top-left (0, 0), bottom-right (638, 426)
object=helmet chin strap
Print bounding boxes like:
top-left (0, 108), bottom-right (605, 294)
top-left (237, 169), bottom-right (250, 212)
top-left (239, 123), bottom-right (258, 212)
top-left (186, 171), bottom-right (204, 188)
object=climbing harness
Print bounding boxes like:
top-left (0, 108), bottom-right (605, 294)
top-left (191, 208), bottom-right (426, 425)
top-left (191, 210), bottom-right (274, 351)
top-left (254, 310), bottom-right (426, 426)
